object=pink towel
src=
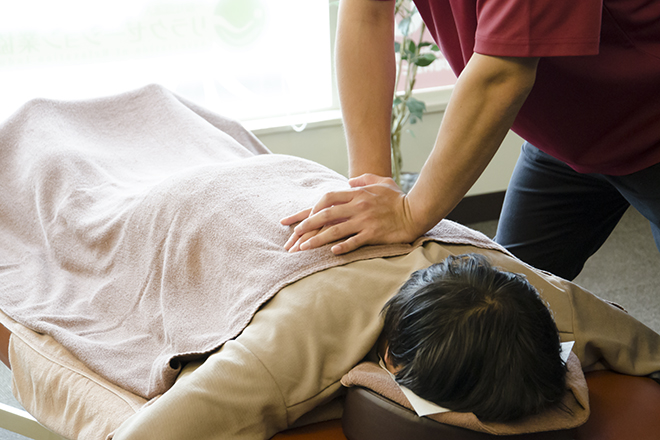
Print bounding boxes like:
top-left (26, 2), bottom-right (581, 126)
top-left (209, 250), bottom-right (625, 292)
top-left (0, 85), bottom-right (506, 399)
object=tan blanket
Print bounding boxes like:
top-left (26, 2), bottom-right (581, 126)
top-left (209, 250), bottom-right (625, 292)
top-left (0, 85), bottom-right (505, 399)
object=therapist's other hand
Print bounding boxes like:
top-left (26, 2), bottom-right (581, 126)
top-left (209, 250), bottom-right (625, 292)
top-left (280, 174), bottom-right (420, 255)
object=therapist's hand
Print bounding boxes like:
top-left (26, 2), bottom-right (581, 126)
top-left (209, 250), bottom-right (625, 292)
top-left (283, 221), bottom-right (335, 253)
top-left (280, 174), bottom-right (421, 255)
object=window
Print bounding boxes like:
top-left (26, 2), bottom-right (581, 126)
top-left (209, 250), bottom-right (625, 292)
top-left (0, 0), bottom-right (332, 123)
top-left (395, 8), bottom-right (456, 90)
top-left (0, 0), bottom-right (454, 127)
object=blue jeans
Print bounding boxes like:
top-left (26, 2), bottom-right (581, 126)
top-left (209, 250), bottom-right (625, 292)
top-left (495, 142), bottom-right (660, 280)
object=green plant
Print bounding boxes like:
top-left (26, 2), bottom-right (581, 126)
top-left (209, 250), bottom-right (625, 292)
top-left (391, 0), bottom-right (440, 186)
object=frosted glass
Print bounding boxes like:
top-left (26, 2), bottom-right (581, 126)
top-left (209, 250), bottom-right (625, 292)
top-left (0, 0), bottom-right (333, 123)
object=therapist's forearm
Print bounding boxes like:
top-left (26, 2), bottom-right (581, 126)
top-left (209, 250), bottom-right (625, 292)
top-left (336, 0), bottom-right (396, 178)
top-left (407, 54), bottom-right (539, 234)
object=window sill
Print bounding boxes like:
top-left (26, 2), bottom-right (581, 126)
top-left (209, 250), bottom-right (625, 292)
top-left (243, 85), bottom-right (454, 136)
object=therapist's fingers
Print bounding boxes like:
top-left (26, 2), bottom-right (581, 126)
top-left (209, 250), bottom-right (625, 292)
top-left (284, 223), bottom-right (321, 251)
top-left (280, 208), bottom-right (312, 226)
top-left (297, 217), bottom-right (361, 252)
top-left (294, 197), bottom-right (358, 237)
top-left (284, 214), bottom-right (340, 252)
top-left (308, 189), bottom-right (358, 216)
top-left (284, 229), bottom-right (303, 251)
top-left (286, 201), bottom-right (360, 253)
top-left (287, 225), bottom-right (331, 253)
top-left (288, 190), bottom-right (359, 241)
top-left (282, 190), bottom-right (356, 251)
top-left (296, 216), bottom-right (379, 255)
top-left (283, 175), bottom-right (395, 250)
top-left (295, 181), bottom-right (420, 254)
top-left (331, 234), bottom-right (369, 255)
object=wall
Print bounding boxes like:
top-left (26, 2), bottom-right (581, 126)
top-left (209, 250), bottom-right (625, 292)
top-left (251, 87), bottom-right (524, 197)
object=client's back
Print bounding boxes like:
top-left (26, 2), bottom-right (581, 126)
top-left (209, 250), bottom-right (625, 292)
top-left (381, 254), bottom-right (567, 422)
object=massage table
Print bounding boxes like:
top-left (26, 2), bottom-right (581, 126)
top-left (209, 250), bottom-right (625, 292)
top-left (1, 86), bottom-right (660, 440)
top-left (1, 322), bottom-right (660, 440)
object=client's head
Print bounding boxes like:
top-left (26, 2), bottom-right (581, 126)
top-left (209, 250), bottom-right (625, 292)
top-left (380, 253), bottom-right (567, 423)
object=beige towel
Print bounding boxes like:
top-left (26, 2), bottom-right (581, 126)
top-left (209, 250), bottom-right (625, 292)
top-left (0, 84), bottom-right (506, 399)
top-left (341, 352), bottom-right (590, 435)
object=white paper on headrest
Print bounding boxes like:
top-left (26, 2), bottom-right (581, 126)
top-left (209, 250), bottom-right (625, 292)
top-left (379, 357), bottom-right (450, 417)
top-left (560, 341), bottom-right (575, 363)
top-left (398, 384), bottom-right (451, 417)
top-left (380, 340), bottom-right (577, 418)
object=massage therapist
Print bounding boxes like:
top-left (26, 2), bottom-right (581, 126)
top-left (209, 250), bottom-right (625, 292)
top-left (282, 0), bottom-right (660, 281)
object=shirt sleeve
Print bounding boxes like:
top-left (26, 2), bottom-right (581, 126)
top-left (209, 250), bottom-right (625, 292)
top-left (475, 0), bottom-right (603, 57)
top-left (111, 341), bottom-right (289, 440)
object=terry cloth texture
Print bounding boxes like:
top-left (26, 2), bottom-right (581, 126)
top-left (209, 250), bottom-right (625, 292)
top-left (0, 85), bottom-right (504, 399)
top-left (341, 352), bottom-right (590, 434)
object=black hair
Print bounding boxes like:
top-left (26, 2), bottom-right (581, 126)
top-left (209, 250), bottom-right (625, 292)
top-left (381, 254), bottom-right (567, 423)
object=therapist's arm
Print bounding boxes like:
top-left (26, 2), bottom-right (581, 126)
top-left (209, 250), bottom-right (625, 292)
top-left (280, 0), bottom-right (395, 251)
top-left (404, 53), bottom-right (539, 238)
top-left (285, 53), bottom-right (539, 255)
top-left (337, 0), bottom-right (396, 178)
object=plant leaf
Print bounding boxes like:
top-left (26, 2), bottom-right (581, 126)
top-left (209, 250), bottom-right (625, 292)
top-left (394, 41), bottom-right (401, 53)
top-left (407, 40), bottom-right (416, 55)
top-left (398, 16), bottom-right (412, 36)
top-left (406, 97), bottom-right (426, 121)
top-left (414, 53), bottom-right (437, 67)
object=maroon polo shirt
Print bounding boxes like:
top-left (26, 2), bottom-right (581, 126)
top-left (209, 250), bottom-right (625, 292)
top-left (373, 0), bottom-right (660, 175)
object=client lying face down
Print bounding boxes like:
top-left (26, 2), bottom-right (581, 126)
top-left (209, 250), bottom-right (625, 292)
top-left (380, 254), bottom-right (567, 423)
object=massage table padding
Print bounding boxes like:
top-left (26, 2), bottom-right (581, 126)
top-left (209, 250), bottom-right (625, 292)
top-left (272, 370), bottom-right (660, 440)
top-left (342, 387), bottom-right (573, 440)
top-left (1, 320), bottom-right (146, 440)
top-left (576, 370), bottom-right (660, 439)
top-left (271, 420), bottom-right (346, 440)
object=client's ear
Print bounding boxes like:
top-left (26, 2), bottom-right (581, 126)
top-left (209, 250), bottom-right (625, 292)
top-left (375, 332), bottom-right (401, 374)
top-left (382, 347), bottom-right (402, 375)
